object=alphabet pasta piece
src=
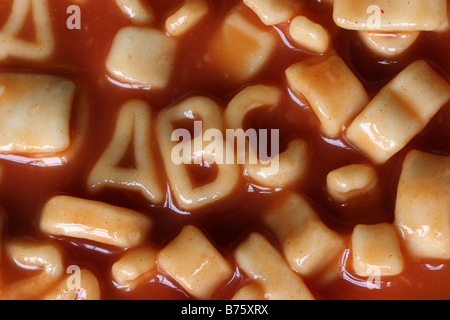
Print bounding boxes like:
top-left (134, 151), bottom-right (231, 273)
top-left (346, 60), bottom-right (450, 164)
top-left (157, 225), bottom-right (233, 299)
top-left (327, 164), bottom-right (378, 202)
top-left (289, 15), bottom-right (330, 53)
top-left (87, 100), bottom-right (164, 204)
top-left (2, 239), bottom-right (64, 300)
top-left (231, 284), bottom-right (265, 300)
top-left (0, 0), bottom-right (54, 61)
top-left (333, 0), bottom-right (449, 31)
top-left (42, 268), bottom-right (101, 300)
top-left (225, 85), bottom-right (310, 188)
top-left (115, 0), bottom-right (154, 24)
top-left (264, 193), bottom-right (344, 278)
top-left (205, 8), bottom-right (277, 83)
top-left (106, 26), bottom-right (177, 89)
top-left (358, 31), bottom-right (420, 58)
top-left (158, 96), bottom-right (240, 211)
top-left (0, 73), bottom-right (75, 155)
top-left (395, 150), bottom-right (450, 259)
top-left (165, 0), bottom-right (210, 37)
top-left (235, 232), bottom-right (315, 300)
top-left (40, 196), bottom-right (152, 249)
top-left (286, 55), bottom-right (369, 137)
top-left (112, 246), bottom-right (157, 288)
top-left (352, 223), bottom-right (404, 277)
top-left (243, 0), bottom-right (303, 25)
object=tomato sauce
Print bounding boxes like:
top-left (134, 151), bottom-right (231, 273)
top-left (0, 0), bottom-right (449, 300)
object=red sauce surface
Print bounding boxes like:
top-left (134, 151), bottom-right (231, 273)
top-left (0, 0), bottom-right (449, 300)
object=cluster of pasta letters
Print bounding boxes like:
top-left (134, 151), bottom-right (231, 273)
top-left (0, 0), bottom-right (449, 300)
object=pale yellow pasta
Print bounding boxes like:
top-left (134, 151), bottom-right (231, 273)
top-left (42, 268), bottom-right (101, 300)
top-left (157, 96), bottom-right (240, 211)
top-left (333, 0), bottom-right (449, 31)
top-left (112, 246), bottom-right (157, 288)
top-left (395, 150), bottom-right (450, 259)
top-left (87, 100), bottom-right (164, 204)
top-left (243, 0), bottom-right (303, 25)
top-left (289, 15), bottom-right (330, 53)
top-left (157, 225), bottom-right (233, 300)
top-left (352, 223), bottom-right (404, 277)
top-left (1, 239), bottom-right (64, 300)
top-left (106, 26), bottom-right (177, 89)
top-left (231, 283), bottom-right (264, 300)
top-left (286, 55), bottom-right (369, 138)
top-left (165, 0), bottom-right (210, 37)
top-left (264, 193), bottom-right (344, 278)
top-left (244, 138), bottom-right (309, 188)
top-left (205, 7), bottom-right (277, 83)
top-left (40, 196), bottom-right (152, 249)
top-left (115, 0), bottom-right (154, 24)
top-left (0, 73), bottom-right (75, 155)
top-left (234, 232), bottom-right (315, 300)
top-left (327, 164), bottom-right (378, 202)
top-left (224, 85), bottom-right (310, 188)
top-left (346, 60), bottom-right (450, 164)
top-left (358, 31), bottom-right (420, 57)
top-left (0, 0), bottom-right (54, 61)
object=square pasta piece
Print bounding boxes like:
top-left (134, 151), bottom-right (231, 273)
top-left (264, 193), bottom-right (344, 278)
top-left (234, 232), bottom-right (315, 300)
top-left (352, 223), bottom-right (404, 277)
top-left (333, 0), bottom-right (449, 31)
top-left (106, 26), bottom-right (177, 89)
top-left (243, 0), bottom-right (303, 25)
top-left (157, 225), bottom-right (233, 299)
top-left (205, 7), bottom-right (277, 83)
top-left (395, 150), bottom-right (450, 259)
top-left (346, 60), bottom-right (450, 164)
top-left (286, 55), bottom-right (369, 138)
top-left (0, 73), bottom-right (75, 155)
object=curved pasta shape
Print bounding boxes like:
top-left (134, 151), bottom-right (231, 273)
top-left (157, 96), bottom-right (240, 211)
top-left (1, 239), bottom-right (64, 300)
top-left (87, 99), bottom-right (164, 204)
top-left (0, 0), bottom-right (54, 61)
top-left (225, 85), bottom-right (309, 188)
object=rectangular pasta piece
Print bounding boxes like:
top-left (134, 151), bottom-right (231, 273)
top-left (40, 196), bottom-right (152, 249)
top-left (346, 60), bottom-right (450, 164)
top-left (106, 26), bottom-right (177, 89)
top-left (333, 0), bottom-right (449, 31)
top-left (352, 223), bottom-right (404, 277)
top-left (157, 225), bottom-right (233, 300)
top-left (0, 73), bottom-right (75, 155)
top-left (264, 193), bottom-right (344, 278)
top-left (234, 232), bottom-right (315, 300)
top-left (286, 55), bottom-right (369, 138)
top-left (395, 150), bottom-right (450, 259)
